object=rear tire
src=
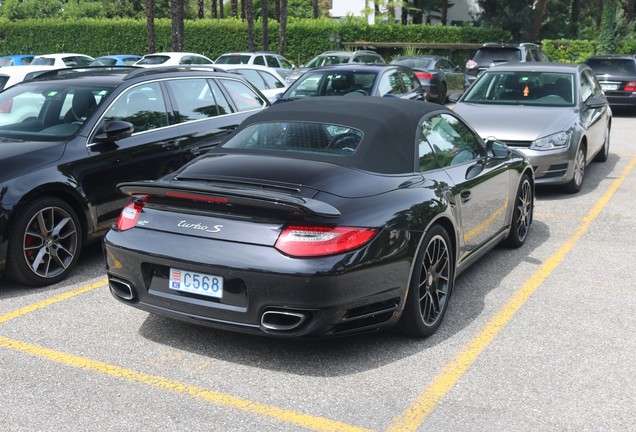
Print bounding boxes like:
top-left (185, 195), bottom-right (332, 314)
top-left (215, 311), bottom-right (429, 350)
top-left (6, 197), bottom-right (82, 287)
top-left (399, 225), bottom-right (454, 338)
top-left (503, 174), bottom-right (533, 248)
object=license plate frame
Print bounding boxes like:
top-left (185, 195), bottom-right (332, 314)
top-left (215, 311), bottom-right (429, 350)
top-left (169, 268), bottom-right (224, 299)
top-left (601, 83), bottom-right (619, 91)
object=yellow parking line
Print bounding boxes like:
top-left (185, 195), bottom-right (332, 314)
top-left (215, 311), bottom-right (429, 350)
top-left (0, 278), bottom-right (107, 325)
top-left (386, 156), bottom-right (636, 432)
top-left (0, 335), bottom-right (371, 432)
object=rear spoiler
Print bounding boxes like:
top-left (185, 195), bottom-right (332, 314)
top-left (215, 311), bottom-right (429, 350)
top-left (118, 180), bottom-right (341, 218)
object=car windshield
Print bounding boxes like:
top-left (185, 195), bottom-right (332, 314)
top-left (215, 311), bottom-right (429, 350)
top-left (305, 55), bottom-right (351, 68)
top-left (586, 58), bottom-right (636, 75)
top-left (0, 58), bottom-right (14, 66)
top-left (31, 57), bottom-right (55, 66)
top-left (462, 71), bottom-right (575, 107)
top-left (392, 58), bottom-right (434, 69)
top-left (215, 55), bottom-right (251, 65)
top-left (473, 48), bottom-right (522, 64)
top-left (222, 121), bottom-right (363, 156)
top-left (0, 82), bottom-right (113, 139)
top-left (137, 55), bottom-right (169, 65)
top-left (284, 71), bottom-right (377, 99)
top-left (91, 58), bottom-right (117, 66)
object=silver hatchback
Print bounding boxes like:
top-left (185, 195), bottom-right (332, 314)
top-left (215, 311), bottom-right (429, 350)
top-left (451, 62), bottom-right (612, 193)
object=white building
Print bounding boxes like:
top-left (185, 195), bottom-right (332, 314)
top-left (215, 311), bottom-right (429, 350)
top-left (329, 0), bottom-right (482, 26)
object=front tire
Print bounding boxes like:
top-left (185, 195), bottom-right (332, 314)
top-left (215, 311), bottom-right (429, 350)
top-left (399, 225), bottom-right (454, 338)
top-left (504, 174), bottom-right (533, 248)
top-left (563, 146), bottom-right (586, 194)
top-left (6, 197), bottom-right (82, 287)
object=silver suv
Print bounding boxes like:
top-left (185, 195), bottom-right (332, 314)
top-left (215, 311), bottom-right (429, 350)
top-left (286, 50), bottom-right (386, 83)
top-left (464, 42), bottom-right (549, 89)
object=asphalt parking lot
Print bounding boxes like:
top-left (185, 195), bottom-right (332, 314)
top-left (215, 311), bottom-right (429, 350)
top-left (1, 110), bottom-right (635, 431)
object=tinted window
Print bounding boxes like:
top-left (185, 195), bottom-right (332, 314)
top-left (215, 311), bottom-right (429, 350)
top-left (279, 58), bottom-right (294, 69)
top-left (259, 71), bottom-right (286, 89)
top-left (474, 48), bottom-right (522, 63)
top-left (137, 55), bottom-right (169, 65)
top-left (586, 58), bottom-right (636, 75)
top-left (253, 56), bottom-right (266, 66)
top-left (215, 55), bottom-right (251, 65)
top-left (168, 78), bottom-right (222, 122)
top-left (377, 70), bottom-right (403, 96)
top-left (101, 82), bottom-right (168, 133)
top-left (265, 55), bottom-right (279, 68)
top-left (218, 79), bottom-right (266, 111)
top-left (420, 113), bottom-right (481, 168)
top-left (223, 121), bottom-right (362, 155)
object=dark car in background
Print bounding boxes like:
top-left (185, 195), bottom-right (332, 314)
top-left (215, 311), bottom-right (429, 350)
top-left (585, 54), bottom-right (636, 110)
top-left (285, 50), bottom-right (385, 83)
top-left (104, 97), bottom-right (534, 339)
top-left (464, 42), bottom-right (549, 90)
top-left (0, 66), bottom-right (269, 286)
top-left (275, 64), bottom-right (425, 102)
top-left (390, 55), bottom-right (464, 104)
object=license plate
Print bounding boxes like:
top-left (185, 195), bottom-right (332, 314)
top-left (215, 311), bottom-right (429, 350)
top-left (169, 268), bottom-right (223, 299)
top-left (601, 84), bottom-right (619, 91)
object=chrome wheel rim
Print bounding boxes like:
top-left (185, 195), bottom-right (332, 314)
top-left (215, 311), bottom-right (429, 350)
top-left (22, 206), bottom-right (79, 279)
top-left (515, 180), bottom-right (532, 242)
top-left (573, 148), bottom-right (585, 186)
top-left (418, 234), bottom-right (451, 326)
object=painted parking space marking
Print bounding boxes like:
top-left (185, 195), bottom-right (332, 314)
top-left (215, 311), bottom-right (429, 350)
top-left (0, 335), bottom-right (371, 432)
top-left (385, 156), bottom-right (636, 432)
top-left (0, 278), bottom-right (107, 325)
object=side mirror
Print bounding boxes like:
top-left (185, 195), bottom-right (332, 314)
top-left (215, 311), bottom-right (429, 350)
top-left (486, 137), bottom-right (511, 159)
top-left (93, 120), bottom-right (134, 143)
top-left (585, 96), bottom-right (607, 109)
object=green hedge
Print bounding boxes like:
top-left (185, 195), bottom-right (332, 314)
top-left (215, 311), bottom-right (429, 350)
top-left (0, 17), bottom-right (509, 66)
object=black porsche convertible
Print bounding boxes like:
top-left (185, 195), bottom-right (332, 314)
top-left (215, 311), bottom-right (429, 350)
top-left (104, 97), bottom-right (534, 338)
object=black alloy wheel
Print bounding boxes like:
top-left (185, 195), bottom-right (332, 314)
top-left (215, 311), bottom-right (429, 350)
top-left (504, 174), bottom-right (533, 248)
top-left (6, 197), bottom-right (82, 286)
top-left (399, 224), bottom-right (454, 338)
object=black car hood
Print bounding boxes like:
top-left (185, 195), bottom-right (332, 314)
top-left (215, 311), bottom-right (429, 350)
top-left (0, 138), bottom-right (67, 182)
top-left (172, 153), bottom-right (414, 199)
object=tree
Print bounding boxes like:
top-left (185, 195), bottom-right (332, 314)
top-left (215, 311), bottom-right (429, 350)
top-left (231, 0), bottom-right (238, 17)
top-left (528, 0), bottom-right (548, 41)
top-left (245, 0), bottom-right (255, 51)
top-left (146, 0), bottom-right (156, 53)
top-left (262, 0), bottom-right (270, 50)
top-left (211, 0), bottom-right (217, 18)
top-left (197, 0), bottom-right (204, 18)
top-left (279, 0), bottom-right (288, 56)
top-left (313, 0), bottom-right (319, 18)
top-left (170, 0), bottom-right (185, 52)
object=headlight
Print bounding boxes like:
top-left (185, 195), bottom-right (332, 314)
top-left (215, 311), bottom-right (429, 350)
top-left (530, 131), bottom-right (571, 150)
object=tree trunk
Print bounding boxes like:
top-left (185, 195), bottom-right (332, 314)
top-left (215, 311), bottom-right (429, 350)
top-left (146, 0), bottom-right (155, 53)
top-left (569, 0), bottom-right (581, 38)
top-left (262, 0), bottom-right (270, 50)
top-left (211, 0), bottom-right (217, 18)
top-left (246, 0), bottom-right (254, 51)
top-left (219, 0), bottom-right (224, 18)
top-left (279, 0), bottom-right (287, 55)
top-left (170, 0), bottom-right (185, 52)
top-left (441, 0), bottom-right (448, 25)
top-left (231, 0), bottom-right (238, 17)
top-left (197, 0), bottom-right (204, 18)
top-left (313, 0), bottom-right (319, 19)
top-left (275, 0), bottom-right (280, 21)
top-left (528, 0), bottom-right (548, 41)
top-left (626, 0), bottom-right (635, 22)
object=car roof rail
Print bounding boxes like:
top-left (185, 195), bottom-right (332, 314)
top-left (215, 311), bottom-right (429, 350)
top-left (123, 64), bottom-right (224, 80)
top-left (29, 65), bottom-right (138, 80)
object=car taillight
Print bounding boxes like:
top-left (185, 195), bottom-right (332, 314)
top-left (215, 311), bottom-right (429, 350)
top-left (415, 71), bottom-right (434, 80)
top-left (275, 225), bottom-right (379, 257)
top-left (115, 195), bottom-right (148, 231)
top-left (465, 59), bottom-right (478, 69)
top-left (624, 81), bottom-right (636, 92)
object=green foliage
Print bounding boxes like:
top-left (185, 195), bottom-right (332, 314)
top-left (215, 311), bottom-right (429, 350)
top-left (541, 39), bottom-right (596, 63)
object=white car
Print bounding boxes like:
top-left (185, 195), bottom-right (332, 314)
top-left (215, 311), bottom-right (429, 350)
top-left (214, 52), bottom-right (296, 79)
top-left (30, 53), bottom-right (95, 67)
top-left (135, 52), bottom-right (214, 67)
top-left (212, 64), bottom-right (288, 102)
top-left (0, 65), bottom-right (60, 91)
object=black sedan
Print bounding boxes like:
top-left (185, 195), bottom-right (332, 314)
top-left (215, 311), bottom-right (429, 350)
top-left (390, 55), bottom-right (464, 104)
top-left (585, 54), bottom-right (636, 110)
top-left (274, 64), bottom-right (425, 103)
top-left (104, 97), bottom-right (534, 339)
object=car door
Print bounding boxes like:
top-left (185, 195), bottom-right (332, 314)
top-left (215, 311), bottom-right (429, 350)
top-left (579, 69), bottom-right (610, 159)
top-left (419, 113), bottom-right (510, 252)
top-left (397, 67), bottom-right (425, 100)
top-left (76, 81), bottom-right (184, 229)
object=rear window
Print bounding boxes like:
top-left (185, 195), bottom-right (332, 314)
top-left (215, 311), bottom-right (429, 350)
top-left (305, 55), bottom-right (351, 68)
top-left (585, 58), bottom-right (636, 75)
top-left (222, 121), bottom-right (363, 156)
top-left (31, 57), bottom-right (55, 66)
top-left (473, 48), bottom-right (522, 64)
top-left (215, 55), bottom-right (251, 65)
top-left (137, 55), bottom-right (170, 65)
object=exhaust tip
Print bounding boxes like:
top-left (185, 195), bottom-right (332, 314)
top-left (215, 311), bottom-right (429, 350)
top-left (261, 310), bottom-right (307, 332)
top-left (109, 276), bottom-right (137, 301)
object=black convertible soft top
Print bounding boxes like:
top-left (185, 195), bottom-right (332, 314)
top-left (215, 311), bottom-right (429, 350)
top-left (230, 97), bottom-right (452, 174)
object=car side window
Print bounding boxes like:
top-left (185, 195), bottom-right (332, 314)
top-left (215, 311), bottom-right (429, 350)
top-left (420, 113), bottom-right (482, 168)
top-left (377, 70), bottom-right (404, 96)
top-left (279, 58), bottom-right (294, 69)
top-left (259, 71), bottom-right (286, 89)
top-left (100, 82), bottom-right (168, 133)
top-left (265, 55), bottom-right (279, 68)
top-left (253, 56), bottom-right (266, 66)
top-left (399, 69), bottom-right (417, 92)
top-left (167, 78), bottom-right (224, 122)
top-left (580, 72), bottom-right (593, 102)
top-left (583, 70), bottom-right (604, 98)
top-left (218, 78), bottom-right (267, 112)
